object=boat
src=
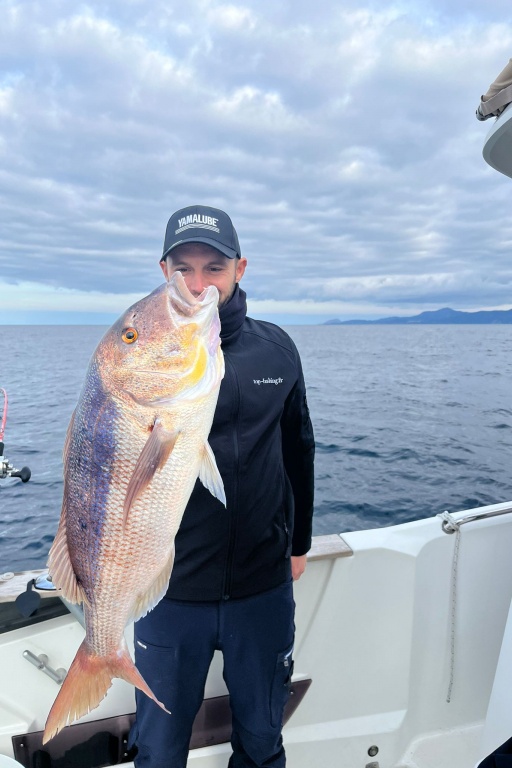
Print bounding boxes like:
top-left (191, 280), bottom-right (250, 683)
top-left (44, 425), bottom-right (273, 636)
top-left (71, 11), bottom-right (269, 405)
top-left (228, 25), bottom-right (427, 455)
top-left (478, 57), bottom-right (512, 178)
top-left (3, 496), bottom-right (512, 768)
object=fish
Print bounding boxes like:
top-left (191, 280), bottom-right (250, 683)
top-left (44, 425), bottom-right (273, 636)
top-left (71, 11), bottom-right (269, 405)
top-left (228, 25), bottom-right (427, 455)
top-left (43, 272), bottom-right (225, 743)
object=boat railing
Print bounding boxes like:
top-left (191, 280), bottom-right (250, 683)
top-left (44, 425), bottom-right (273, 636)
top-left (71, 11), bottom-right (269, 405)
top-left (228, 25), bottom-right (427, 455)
top-left (439, 503), bottom-right (512, 534)
top-left (437, 502), bottom-right (512, 704)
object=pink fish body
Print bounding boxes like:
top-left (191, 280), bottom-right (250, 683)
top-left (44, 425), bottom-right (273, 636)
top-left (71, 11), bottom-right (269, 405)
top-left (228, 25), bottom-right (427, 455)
top-left (44, 273), bottom-right (225, 742)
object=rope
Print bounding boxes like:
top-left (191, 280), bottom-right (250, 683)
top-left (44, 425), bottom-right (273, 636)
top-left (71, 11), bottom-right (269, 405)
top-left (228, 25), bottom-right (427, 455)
top-left (437, 511), bottom-right (461, 703)
top-left (0, 388), bottom-right (7, 442)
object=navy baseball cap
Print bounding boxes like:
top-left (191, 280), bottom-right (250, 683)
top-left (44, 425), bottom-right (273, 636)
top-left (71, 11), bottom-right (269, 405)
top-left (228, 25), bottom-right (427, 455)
top-left (161, 205), bottom-right (241, 261)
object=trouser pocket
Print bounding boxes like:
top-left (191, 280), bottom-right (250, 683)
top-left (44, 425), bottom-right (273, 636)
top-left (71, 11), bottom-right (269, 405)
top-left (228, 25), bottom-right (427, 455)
top-left (270, 643), bottom-right (294, 728)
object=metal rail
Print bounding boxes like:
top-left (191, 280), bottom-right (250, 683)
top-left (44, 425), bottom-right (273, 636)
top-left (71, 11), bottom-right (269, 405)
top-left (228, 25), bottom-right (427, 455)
top-left (23, 650), bottom-right (66, 685)
top-left (440, 504), bottom-right (512, 534)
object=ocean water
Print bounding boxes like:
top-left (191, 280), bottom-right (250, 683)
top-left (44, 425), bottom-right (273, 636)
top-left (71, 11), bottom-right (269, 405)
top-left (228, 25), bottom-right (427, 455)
top-left (0, 324), bottom-right (511, 572)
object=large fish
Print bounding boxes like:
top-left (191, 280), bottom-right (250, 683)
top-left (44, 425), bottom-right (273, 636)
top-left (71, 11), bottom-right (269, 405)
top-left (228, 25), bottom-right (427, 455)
top-left (43, 272), bottom-right (225, 743)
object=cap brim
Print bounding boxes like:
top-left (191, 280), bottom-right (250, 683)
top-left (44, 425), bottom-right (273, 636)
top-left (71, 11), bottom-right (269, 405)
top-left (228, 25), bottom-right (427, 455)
top-left (161, 237), bottom-right (237, 261)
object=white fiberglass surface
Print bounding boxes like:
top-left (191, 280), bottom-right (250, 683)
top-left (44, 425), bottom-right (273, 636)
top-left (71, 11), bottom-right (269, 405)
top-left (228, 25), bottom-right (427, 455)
top-left (2, 504), bottom-right (512, 768)
top-left (483, 102), bottom-right (512, 178)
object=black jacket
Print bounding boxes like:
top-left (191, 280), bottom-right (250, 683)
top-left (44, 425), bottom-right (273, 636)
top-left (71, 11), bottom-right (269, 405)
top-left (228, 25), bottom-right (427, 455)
top-left (165, 285), bottom-right (315, 601)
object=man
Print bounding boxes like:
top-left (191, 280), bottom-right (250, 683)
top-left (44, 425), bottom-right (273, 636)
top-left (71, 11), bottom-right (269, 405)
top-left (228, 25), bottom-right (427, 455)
top-left (130, 205), bottom-right (315, 768)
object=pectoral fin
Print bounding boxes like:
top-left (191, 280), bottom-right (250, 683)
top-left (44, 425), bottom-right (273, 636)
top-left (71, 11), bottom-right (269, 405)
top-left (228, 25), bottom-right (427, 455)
top-left (123, 421), bottom-right (178, 526)
top-left (199, 441), bottom-right (226, 506)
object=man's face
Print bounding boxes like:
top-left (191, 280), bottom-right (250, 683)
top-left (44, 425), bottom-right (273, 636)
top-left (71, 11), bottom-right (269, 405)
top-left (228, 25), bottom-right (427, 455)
top-left (160, 243), bottom-right (247, 308)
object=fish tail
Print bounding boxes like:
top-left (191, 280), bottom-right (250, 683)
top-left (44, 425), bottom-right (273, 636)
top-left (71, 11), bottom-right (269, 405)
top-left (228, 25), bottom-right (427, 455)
top-left (43, 638), bottom-right (170, 743)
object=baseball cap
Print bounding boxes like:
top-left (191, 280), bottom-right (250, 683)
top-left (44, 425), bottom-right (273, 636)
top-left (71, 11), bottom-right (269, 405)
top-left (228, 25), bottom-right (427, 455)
top-left (161, 205), bottom-right (241, 261)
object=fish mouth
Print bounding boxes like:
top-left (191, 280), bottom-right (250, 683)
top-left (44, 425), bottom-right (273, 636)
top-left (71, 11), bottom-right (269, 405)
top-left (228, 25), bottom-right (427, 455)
top-left (130, 273), bottom-right (223, 401)
top-left (167, 271), bottom-right (219, 318)
top-left (126, 272), bottom-right (224, 406)
top-left (166, 271), bottom-right (222, 360)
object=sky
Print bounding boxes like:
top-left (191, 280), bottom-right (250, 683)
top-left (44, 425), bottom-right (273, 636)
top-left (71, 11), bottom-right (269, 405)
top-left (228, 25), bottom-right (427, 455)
top-left (1, 0), bottom-right (512, 324)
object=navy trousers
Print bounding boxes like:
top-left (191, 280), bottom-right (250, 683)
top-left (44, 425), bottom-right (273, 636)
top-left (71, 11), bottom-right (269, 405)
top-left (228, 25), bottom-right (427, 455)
top-left (130, 580), bottom-right (295, 768)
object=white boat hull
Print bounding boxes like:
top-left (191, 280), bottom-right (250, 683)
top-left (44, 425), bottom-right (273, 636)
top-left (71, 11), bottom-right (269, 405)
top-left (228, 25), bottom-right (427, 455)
top-left (2, 501), bottom-right (512, 767)
top-left (482, 102), bottom-right (512, 178)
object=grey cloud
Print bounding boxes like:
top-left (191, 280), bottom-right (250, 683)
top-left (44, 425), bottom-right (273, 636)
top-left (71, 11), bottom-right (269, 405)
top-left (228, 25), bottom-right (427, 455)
top-left (1, 0), bottom-right (512, 316)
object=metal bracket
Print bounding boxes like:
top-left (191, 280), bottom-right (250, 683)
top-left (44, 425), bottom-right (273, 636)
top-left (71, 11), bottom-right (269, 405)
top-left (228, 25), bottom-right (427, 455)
top-left (23, 650), bottom-right (67, 685)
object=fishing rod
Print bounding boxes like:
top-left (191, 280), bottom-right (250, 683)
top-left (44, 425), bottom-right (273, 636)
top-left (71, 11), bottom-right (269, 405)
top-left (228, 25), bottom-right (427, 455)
top-left (0, 388), bottom-right (31, 482)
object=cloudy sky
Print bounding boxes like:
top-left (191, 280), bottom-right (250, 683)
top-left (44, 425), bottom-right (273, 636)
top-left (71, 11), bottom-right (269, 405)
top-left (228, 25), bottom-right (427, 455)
top-left (1, 0), bottom-right (511, 324)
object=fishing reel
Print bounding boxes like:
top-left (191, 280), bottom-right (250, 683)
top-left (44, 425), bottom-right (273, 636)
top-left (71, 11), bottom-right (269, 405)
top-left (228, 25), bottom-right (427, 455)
top-left (0, 388), bottom-right (31, 482)
top-left (0, 441), bottom-right (31, 482)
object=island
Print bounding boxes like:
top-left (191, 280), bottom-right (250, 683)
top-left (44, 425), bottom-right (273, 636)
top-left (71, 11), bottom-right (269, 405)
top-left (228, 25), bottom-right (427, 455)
top-left (324, 307), bottom-right (512, 325)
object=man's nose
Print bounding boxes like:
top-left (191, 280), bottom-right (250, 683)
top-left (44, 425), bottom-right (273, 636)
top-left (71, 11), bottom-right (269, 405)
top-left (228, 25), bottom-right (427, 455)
top-left (185, 273), bottom-right (205, 296)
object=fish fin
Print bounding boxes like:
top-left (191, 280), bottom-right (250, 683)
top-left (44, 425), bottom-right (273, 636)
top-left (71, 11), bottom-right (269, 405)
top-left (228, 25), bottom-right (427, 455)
top-left (129, 543), bottom-right (176, 623)
top-left (123, 421), bottom-right (178, 526)
top-left (63, 409), bottom-right (75, 462)
top-left (49, 408), bottom-right (90, 605)
top-left (43, 637), bottom-right (170, 744)
top-left (199, 441), bottom-right (226, 506)
top-left (46, 503), bottom-right (88, 606)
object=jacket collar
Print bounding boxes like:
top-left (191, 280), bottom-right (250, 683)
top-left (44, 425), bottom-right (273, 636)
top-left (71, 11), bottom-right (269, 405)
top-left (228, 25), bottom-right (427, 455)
top-left (219, 284), bottom-right (247, 345)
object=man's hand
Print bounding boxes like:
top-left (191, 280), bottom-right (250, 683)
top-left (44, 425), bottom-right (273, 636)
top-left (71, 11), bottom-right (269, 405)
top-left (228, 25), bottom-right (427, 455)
top-left (291, 554), bottom-right (307, 581)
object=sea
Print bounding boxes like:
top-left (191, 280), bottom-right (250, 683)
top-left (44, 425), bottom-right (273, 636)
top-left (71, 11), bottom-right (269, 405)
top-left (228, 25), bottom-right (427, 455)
top-left (0, 324), bottom-right (511, 572)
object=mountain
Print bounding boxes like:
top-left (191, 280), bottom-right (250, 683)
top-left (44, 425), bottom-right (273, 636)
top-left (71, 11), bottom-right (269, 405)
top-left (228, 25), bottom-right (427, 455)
top-left (324, 307), bottom-right (512, 325)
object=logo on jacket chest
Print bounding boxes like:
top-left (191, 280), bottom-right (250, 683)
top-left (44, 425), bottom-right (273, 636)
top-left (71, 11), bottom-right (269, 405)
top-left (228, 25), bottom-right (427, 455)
top-left (253, 377), bottom-right (284, 386)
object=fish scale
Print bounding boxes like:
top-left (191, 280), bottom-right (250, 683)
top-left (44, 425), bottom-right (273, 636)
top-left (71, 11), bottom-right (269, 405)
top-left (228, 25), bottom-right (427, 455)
top-left (43, 273), bottom-right (225, 742)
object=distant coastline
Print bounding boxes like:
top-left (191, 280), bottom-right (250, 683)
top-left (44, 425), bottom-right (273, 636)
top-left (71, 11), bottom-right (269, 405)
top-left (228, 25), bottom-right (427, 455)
top-left (324, 307), bottom-right (512, 325)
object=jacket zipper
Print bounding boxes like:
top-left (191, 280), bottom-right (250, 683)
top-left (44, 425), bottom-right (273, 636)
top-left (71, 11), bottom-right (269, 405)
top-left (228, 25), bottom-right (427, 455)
top-left (222, 357), bottom-right (241, 600)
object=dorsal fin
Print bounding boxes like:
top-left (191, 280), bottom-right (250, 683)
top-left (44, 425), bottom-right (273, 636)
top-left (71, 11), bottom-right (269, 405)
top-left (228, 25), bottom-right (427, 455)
top-left (63, 409), bottom-right (75, 460)
top-left (47, 502), bottom-right (89, 606)
top-left (48, 409), bottom-right (90, 605)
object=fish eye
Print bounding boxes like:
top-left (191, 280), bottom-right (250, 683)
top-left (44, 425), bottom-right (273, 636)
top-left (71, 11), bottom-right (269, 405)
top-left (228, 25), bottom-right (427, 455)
top-left (122, 327), bottom-right (138, 344)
